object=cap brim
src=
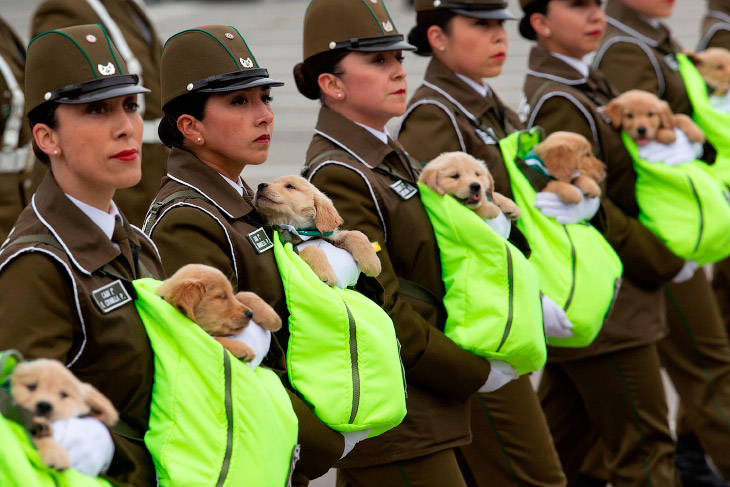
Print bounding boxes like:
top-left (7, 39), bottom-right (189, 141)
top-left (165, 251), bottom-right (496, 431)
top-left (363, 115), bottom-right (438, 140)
top-left (452, 8), bottom-right (516, 20)
top-left (352, 39), bottom-right (417, 53)
top-left (198, 76), bottom-right (285, 93)
top-left (58, 84), bottom-right (150, 104)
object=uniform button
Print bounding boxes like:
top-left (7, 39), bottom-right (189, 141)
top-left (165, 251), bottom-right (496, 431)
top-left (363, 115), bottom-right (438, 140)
top-left (329, 41), bottom-right (337, 49)
top-left (186, 83), bottom-right (194, 91)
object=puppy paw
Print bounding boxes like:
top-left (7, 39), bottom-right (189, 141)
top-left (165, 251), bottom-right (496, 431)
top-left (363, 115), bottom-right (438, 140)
top-left (492, 192), bottom-right (521, 220)
top-left (334, 231), bottom-right (381, 277)
top-left (216, 337), bottom-right (256, 362)
top-left (235, 292), bottom-right (282, 331)
top-left (544, 181), bottom-right (582, 204)
top-left (573, 175), bottom-right (602, 199)
top-left (298, 246), bottom-right (338, 286)
top-left (475, 202), bottom-right (502, 219)
top-left (656, 128), bottom-right (678, 145)
top-left (674, 114), bottom-right (706, 144)
top-left (36, 438), bottom-right (72, 470)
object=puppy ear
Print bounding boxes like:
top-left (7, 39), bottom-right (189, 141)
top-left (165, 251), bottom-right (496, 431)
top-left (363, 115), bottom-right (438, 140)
top-left (658, 101), bottom-right (675, 130)
top-left (541, 144), bottom-right (577, 182)
top-left (313, 192), bottom-right (343, 233)
top-left (684, 50), bottom-right (703, 66)
top-left (486, 171), bottom-right (496, 202)
top-left (603, 99), bottom-right (623, 129)
top-left (418, 164), bottom-right (444, 195)
top-left (166, 279), bottom-right (206, 320)
top-left (81, 383), bottom-right (118, 427)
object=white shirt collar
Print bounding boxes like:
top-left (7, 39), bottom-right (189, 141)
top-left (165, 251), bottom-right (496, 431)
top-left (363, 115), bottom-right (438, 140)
top-left (455, 72), bottom-right (492, 98)
top-left (550, 51), bottom-right (590, 78)
top-left (65, 193), bottom-right (120, 242)
top-left (219, 173), bottom-right (245, 197)
top-left (354, 121), bottom-right (390, 145)
top-left (639, 14), bottom-right (661, 28)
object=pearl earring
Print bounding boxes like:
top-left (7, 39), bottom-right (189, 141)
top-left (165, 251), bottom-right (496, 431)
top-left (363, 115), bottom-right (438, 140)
top-left (53, 149), bottom-right (58, 155)
top-left (337, 93), bottom-right (343, 98)
top-left (439, 46), bottom-right (445, 51)
top-left (545, 28), bottom-right (551, 35)
top-left (197, 137), bottom-right (202, 142)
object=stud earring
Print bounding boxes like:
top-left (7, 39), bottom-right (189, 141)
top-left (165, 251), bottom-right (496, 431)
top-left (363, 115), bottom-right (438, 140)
top-left (439, 46), bottom-right (445, 51)
top-left (545, 28), bottom-right (551, 35)
top-left (197, 137), bottom-right (202, 142)
top-left (53, 149), bottom-right (59, 155)
top-left (337, 93), bottom-right (343, 98)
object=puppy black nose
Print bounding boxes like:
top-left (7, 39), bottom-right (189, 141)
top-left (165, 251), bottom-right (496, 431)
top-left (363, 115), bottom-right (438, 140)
top-left (36, 401), bottom-right (52, 415)
top-left (245, 309), bottom-right (253, 319)
top-left (257, 183), bottom-right (268, 191)
top-left (637, 126), bottom-right (647, 136)
top-left (469, 182), bottom-right (481, 193)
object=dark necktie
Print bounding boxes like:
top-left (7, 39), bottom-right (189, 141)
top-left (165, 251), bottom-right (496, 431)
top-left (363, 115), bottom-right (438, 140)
top-left (112, 219), bottom-right (137, 279)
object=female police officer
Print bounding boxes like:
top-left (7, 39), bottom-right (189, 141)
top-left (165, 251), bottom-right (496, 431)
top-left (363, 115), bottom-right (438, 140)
top-left (0, 24), bottom-right (165, 486)
top-left (396, 2), bottom-right (567, 486)
top-left (294, 0), bottom-right (518, 484)
top-left (143, 25), bottom-right (345, 485)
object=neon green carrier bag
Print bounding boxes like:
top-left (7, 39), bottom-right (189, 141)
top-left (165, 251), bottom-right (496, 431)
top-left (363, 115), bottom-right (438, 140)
top-left (418, 183), bottom-right (546, 374)
top-left (0, 350), bottom-right (112, 487)
top-left (133, 279), bottom-right (299, 487)
top-left (500, 129), bottom-right (623, 348)
top-left (272, 232), bottom-right (406, 438)
top-left (676, 53), bottom-right (730, 185)
top-left (620, 131), bottom-right (730, 265)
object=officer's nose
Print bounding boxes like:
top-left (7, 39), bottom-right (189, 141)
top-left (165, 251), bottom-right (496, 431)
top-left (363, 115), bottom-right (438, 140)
top-left (36, 401), bottom-right (52, 415)
top-left (469, 182), bottom-right (481, 194)
top-left (637, 126), bottom-right (647, 136)
top-left (258, 183), bottom-right (268, 191)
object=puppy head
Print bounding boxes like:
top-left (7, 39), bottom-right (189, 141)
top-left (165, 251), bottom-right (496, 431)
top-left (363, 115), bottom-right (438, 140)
top-left (254, 175), bottom-right (343, 233)
top-left (603, 90), bottom-right (674, 145)
top-left (10, 359), bottom-right (118, 426)
top-left (419, 152), bottom-right (495, 210)
top-left (156, 264), bottom-right (253, 336)
top-left (534, 132), bottom-right (605, 183)
top-left (687, 48), bottom-right (730, 96)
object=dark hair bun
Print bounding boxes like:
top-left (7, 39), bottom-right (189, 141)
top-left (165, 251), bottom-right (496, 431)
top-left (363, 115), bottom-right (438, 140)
top-left (157, 113), bottom-right (182, 149)
top-left (408, 25), bottom-right (432, 56)
top-left (293, 62), bottom-right (320, 100)
top-left (519, 16), bottom-right (537, 41)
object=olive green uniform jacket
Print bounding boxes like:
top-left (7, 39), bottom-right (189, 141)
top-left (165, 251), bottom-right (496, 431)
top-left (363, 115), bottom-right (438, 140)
top-left (31, 0), bottom-right (167, 227)
top-left (144, 148), bottom-right (345, 484)
top-left (302, 106), bottom-right (492, 468)
top-left (698, 0), bottom-right (730, 50)
top-left (396, 57), bottom-right (566, 487)
top-left (0, 16), bottom-right (45, 242)
top-left (523, 46), bottom-right (683, 361)
top-left (0, 172), bottom-right (166, 486)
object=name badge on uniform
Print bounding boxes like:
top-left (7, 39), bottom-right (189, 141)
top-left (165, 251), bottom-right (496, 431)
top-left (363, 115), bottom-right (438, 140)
top-left (247, 227), bottom-right (273, 253)
top-left (476, 128), bottom-right (497, 145)
top-left (664, 53), bottom-right (679, 72)
top-left (390, 180), bottom-right (417, 200)
top-left (92, 280), bottom-right (132, 314)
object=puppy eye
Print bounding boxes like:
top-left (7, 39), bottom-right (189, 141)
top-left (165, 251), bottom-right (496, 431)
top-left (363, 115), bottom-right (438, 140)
top-left (59, 391), bottom-right (68, 399)
top-left (626, 113), bottom-right (634, 119)
top-left (218, 293), bottom-right (227, 299)
top-left (286, 184), bottom-right (295, 189)
top-left (718, 65), bottom-right (724, 70)
top-left (475, 172), bottom-right (481, 177)
top-left (26, 383), bottom-right (37, 392)
top-left (647, 112), bottom-right (655, 117)
top-left (450, 173), bottom-right (460, 179)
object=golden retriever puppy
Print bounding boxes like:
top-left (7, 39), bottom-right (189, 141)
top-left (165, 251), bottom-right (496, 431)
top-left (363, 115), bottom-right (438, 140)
top-left (532, 132), bottom-right (606, 204)
top-left (156, 264), bottom-right (282, 361)
top-left (419, 151), bottom-right (521, 220)
top-left (603, 89), bottom-right (705, 146)
top-left (10, 359), bottom-right (118, 470)
top-left (253, 175), bottom-right (382, 287)
top-left (687, 48), bottom-right (730, 97)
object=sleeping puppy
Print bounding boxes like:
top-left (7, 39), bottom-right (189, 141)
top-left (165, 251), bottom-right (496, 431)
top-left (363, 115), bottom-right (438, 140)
top-left (419, 151), bottom-right (520, 220)
top-left (156, 263), bottom-right (282, 361)
top-left (531, 132), bottom-right (606, 204)
top-left (603, 89), bottom-right (706, 146)
top-left (10, 359), bottom-right (118, 470)
top-left (253, 175), bottom-right (381, 287)
top-left (686, 47), bottom-right (730, 97)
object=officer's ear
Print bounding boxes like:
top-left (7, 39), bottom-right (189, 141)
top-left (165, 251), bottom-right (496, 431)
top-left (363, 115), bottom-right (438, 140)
top-left (176, 114), bottom-right (204, 147)
top-left (426, 25), bottom-right (447, 53)
top-left (530, 12), bottom-right (551, 39)
top-left (32, 123), bottom-right (60, 160)
top-left (318, 72), bottom-right (345, 103)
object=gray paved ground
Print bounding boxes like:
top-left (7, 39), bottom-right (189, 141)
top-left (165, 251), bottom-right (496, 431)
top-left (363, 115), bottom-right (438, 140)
top-left (1, 1), bottom-right (702, 484)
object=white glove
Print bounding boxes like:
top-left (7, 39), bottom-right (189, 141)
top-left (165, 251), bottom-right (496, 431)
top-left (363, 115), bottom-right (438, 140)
top-left (484, 210), bottom-right (511, 240)
top-left (710, 91), bottom-right (730, 113)
top-left (52, 417), bottom-right (114, 477)
top-left (671, 260), bottom-right (699, 284)
top-left (228, 320), bottom-right (272, 370)
top-left (340, 428), bottom-right (371, 459)
top-left (638, 128), bottom-right (701, 166)
top-left (534, 192), bottom-right (600, 224)
top-left (479, 360), bottom-right (518, 393)
top-left (297, 238), bottom-right (360, 289)
top-left (541, 294), bottom-right (574, 338)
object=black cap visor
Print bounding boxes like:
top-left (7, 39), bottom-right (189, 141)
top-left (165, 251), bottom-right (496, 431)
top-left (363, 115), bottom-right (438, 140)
top-left (190, 68), bottom-right (285, 94)
top-left (333, 34), bottom-right (416, 53)
top-left (452, 7), bottom-right (516, 20)
top-left (49, 74), bottom-right (150, 104)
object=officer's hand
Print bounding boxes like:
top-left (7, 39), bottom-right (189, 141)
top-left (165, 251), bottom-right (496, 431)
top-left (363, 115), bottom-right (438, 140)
top-left (637, 128), bottom-right (702, 166)
top-left (297, 238), bottom-right (360, 289)
top-left (534, 192), bottom-right (600, 224)
top-left (541, 294), bottom-right (574, 338)
top-left (228, 320), bottom-right (271, 370)
top-left (340, 428), bottom-right (371, 459)
top-left (671, 260), bottom-right (699, 284)
top-left (484, 210), bottom-right (511, 239)
top-left (479, 360), bottom-right (518, 393)
top-left (52, 417), bottom-right (114, 477)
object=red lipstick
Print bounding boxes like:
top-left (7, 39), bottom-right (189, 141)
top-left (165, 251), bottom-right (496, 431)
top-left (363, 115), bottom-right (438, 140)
top-left (255, 134), bottom-right (270, 143)
top-left (112, 149), bottom-right (138, 161)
